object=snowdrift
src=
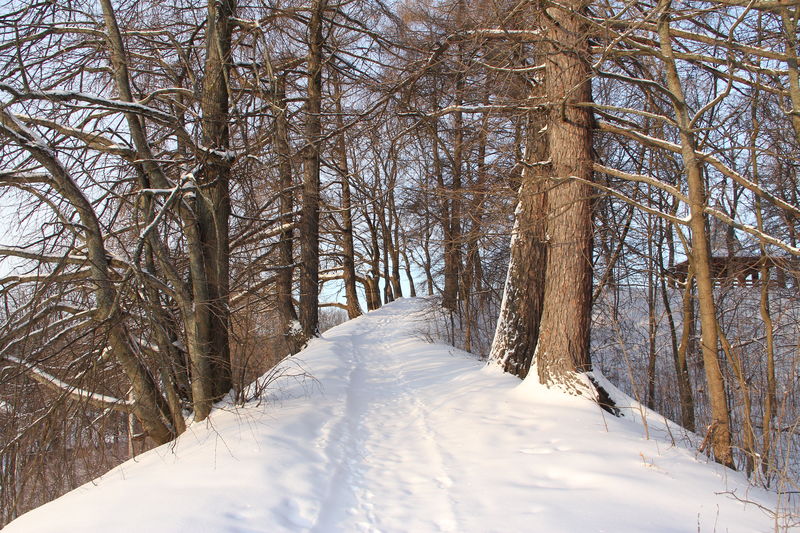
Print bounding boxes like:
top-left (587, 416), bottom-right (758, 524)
top-left (5, 298), bottom-right (789, 532)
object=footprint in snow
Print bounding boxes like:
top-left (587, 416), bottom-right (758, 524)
top-left (277, 498), bottom-right (313, 529)
top-left (436, 475), bottom-right (454, 488)
top-left (519, 448), bottom-right (554, 455)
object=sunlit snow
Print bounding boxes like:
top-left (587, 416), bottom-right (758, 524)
top-left (5, 298), bottom-right (786, 532)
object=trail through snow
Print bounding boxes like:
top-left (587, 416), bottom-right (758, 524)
top-left (5, 298), bottom-right (792, 532)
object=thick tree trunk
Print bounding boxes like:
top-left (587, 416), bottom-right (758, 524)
top-left (100, 0), bottom-right (234, 424)
top-left (431, 109), bottom-right (459, 312)
top-left (441, 113), bottom-right (462, 312)
top-left (364, 211), bottom-right (383, 311)
top-left (80, 1), bottom-right (197, 440)
top-left (365, 275), bottom-right (382, 311)
top-left (196, 0), bottom-right (235, 413)
top-left (533, 0), bottom-right (594, 390)
top-left (274, 74), bottom-right (301, 353)
top-left (299, 0), bottom-right (327, 339)
top-left (489, 113), bottom-right (548, 378)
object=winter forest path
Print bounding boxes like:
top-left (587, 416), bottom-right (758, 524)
top-left (288, 298), bottom-right (782, 533)
top-left (4, 298), bottom-right (783, 533)
top-left (308, 302), bottom-right (461, 532)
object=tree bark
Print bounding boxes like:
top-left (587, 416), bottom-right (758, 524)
top-left (274, 73), bottom-right (301, 353)
top-left (658, 1), bottom-right (734, 468)
top-left (489, 112), bottom-right (548, 378)
top-left (299, 0), bottom-right (327, 339)
top-left (675, 269), bottom-right (697, 432)
top-left (441, 102), bottom-right (463, 312)
top-left (752, 87), bottom-right (776, 480)
top-left (533, 0), bottom-right (595, 390)
top-left (196, 0), bottom-right (235, 413)
top-left (332, 74), bottom-right (362, 319)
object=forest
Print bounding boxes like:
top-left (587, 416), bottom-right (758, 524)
top-left (0, 0), bottom-right (798, 525)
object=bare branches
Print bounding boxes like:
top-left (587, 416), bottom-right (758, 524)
top-left (2, 355), bottom-right (130, 412)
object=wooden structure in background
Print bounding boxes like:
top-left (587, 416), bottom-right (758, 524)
top-left (668, 255), bottom-right (800, 288)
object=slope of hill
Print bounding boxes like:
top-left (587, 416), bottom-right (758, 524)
top-left (5, 298), bottom-right (791, 532)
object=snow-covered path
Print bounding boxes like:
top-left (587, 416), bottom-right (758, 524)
top-left (309, 309), bottom-right (461, 532)
top-left (5, 298), bottom-right (790, 532)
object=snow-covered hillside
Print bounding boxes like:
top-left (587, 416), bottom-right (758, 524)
top-left (5, 298), bottom-right (790, 532)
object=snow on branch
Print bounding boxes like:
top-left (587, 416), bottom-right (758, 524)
top-left (590, 164), bottom-right (800, 256)
top-left (570, 173), bottom-right (689, 226)
top-left (593, 163), bottom-right (687, 203)
top-left (0, 170), bottom-right (52, 183)
top-left (710, 0), bottom-right (800, 10)
top-left (0, 246), bottom-right (129, 270)
top-left (461, 29), bottom-right (542, 40)
top-left (0, 268), bottom-right (94, 294)
top-left (1, 311), bottom-right (96, 355)
top-left (2, 354), bottom-right (131, 411)
top-left (401, 102), bottom-right (544, 118)
top-left (15, 114), bottom-right (136, 159)
top-left (597, 120), bottom-right (800, 219)
top-left (0, 84), bottom-right (178, 125)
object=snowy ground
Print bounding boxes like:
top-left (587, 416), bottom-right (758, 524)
top-left (5, 298), bottom-right (793, 532)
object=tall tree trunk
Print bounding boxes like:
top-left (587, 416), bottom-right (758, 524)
top-left (659, 223), bottom-right (695, 432)
top-left (533, 0), bottom-right (595, 389)
top-left (364, 211), bottom-right (382, 311)
top-left (299, 0), bottom-right (327, 339)
top-left (401, 236), bottom-right (417, 297)
top-left (273, 73), bottom-right (301, 353)
top-left (781, 10), bottom-right (800, 145)
top-left (423, 221), bottom-right (435, 296)
top-left (675, 268), bottom-right (697, 432)
top-left (96, 0), bottom-right (204, 438)
top-left (462, 98), bottom-right (489, 355)
top-left (658, 2), bottom-right (734, 468)
top-left (441, 96), bottom-right (463, 312)
top-left (381, 206), bottom-right (395, 304)
top-left (718, 327), bottom-right (756, 475)
top-left (646, 214), bottom-right (658, 410)
top-left (389, 184), bottom-right (403, 299)
top-left (197, 0), bottom-right (235, 411)
top-left (333, 75), bottom-right (363, 319)
top-left (751, 86), bottom-right (776, 481)
top-left (431, 120), bottom-right (457, 311)
top-left (489, 112), bottom-right (548, 378)
top-left (103, 0), bottom-right (234, 423)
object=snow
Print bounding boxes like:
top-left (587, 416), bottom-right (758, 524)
top-left (5, 297), bottom-right (791, 532)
